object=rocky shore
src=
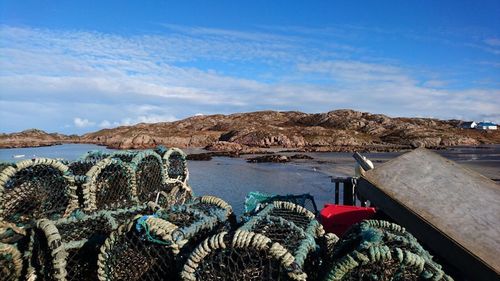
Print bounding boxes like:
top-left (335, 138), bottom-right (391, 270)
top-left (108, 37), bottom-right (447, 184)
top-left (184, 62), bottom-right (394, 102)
top-left (2, 110), bottom-right (499, 152)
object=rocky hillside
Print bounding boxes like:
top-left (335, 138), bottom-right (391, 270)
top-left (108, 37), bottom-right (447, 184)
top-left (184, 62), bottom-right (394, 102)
top-left (80, 110), bottom-right (499, 150)
top-left (0, 129), bottom-right (78, 148)
top-left (2, 110), bottom-right (499, 151)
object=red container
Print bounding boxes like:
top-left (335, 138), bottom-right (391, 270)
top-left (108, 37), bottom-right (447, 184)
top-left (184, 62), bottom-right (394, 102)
top-left (320, 204), bottom-right (376, 236)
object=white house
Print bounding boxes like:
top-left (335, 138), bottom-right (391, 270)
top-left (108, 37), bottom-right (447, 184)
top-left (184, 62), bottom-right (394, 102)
top-left (459, 121), bottom-right (477, 129)
top-left (476, 122), bottom-right (498, 130)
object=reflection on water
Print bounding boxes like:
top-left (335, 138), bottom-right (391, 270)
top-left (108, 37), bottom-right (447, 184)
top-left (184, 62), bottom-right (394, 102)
top-left (188, 157), bottom-right (335, 215)
top-left (0, 144), bottom-right (116, 161)
top-left (436, 145), bottom-right (500, 161)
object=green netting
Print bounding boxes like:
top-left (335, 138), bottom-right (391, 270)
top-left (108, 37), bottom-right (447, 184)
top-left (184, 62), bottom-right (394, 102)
top-left (245, 192), bottom-right (318, 215)
top-left (181, 201), bottom-right (328, 281)
top-left (322, 220), bottom-right (454, 281)
top-left (0, 147), bottom-right (196, 281)
top-left (131, 151), bottom-right (166, 202)
top-left (182, 231), bottom-right (298, 281)
top-left (26, 206), bottom-right (149, 281)
top-left (0, 159), bottom-right (78, 228)
top-left (163, 148), bottom-right (189, 184)
top-left (78, 150), bottom-right (110, 162)
top-left (81, 157), bottom-right (138, 212)
top-left (97, 197), bottom-right (231, 281)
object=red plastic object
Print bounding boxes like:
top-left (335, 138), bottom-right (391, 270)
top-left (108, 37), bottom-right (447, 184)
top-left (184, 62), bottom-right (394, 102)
top-left (320, 204), bottom-right (376, 236)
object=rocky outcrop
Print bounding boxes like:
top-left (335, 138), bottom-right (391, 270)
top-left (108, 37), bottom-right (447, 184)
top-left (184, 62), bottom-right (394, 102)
top-left (0, 129), bottom-right (78, 148)
top-left (1, 110), bottom-right (499, 150)
top-left (186, 153), bottom-right (213, 161)
top-left (290, 154), bottom-right (314, 160)
top-left (247, 155), bottom-right (290, 163)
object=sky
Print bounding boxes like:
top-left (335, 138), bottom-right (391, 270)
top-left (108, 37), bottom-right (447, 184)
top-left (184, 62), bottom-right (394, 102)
top-left (0, 0), bottom-right (499, 134)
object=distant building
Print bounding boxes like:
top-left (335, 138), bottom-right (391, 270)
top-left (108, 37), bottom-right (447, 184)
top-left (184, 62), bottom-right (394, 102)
top-left (459, 121), bottom-right (477, 129)
top-left (476, 122), bottom-right (498, 130)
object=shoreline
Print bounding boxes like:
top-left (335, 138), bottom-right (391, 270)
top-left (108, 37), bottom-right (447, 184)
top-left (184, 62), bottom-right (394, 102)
top-left (1, 143), bottom-right (499, 181)
top-left (1, 139), bottom-right (496, 152)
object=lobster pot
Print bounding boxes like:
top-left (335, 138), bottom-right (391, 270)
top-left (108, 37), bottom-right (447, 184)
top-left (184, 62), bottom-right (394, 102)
top-left (322, 220), bottom-right (453, 281)
top-left (129, 150), bottom-right (166, 203)
top-left (254, 201), bottom-right (325, 237)
top-left (108, 151), bottom-right (137, 163)
top-left (110, 149), bottom-right (192, 207)
top-left (81, 158), bottom-right (139, 212)
top-left (181, 230), bottom-right (307, 281)
top-left (68, 160), bottom-right (99, 208)
top-left (163, 148), bottom-right (189, 184)
top-left (185, 195), bottom-right (235, 226)
top-left (106, 150), bottom-right (167, 203)
top-left (1, 242), bottom-right (23, 281)
top-left (245, 192), bottom-right (318, 215)
top-left (0, 158), bottom-right (78, 228)
top-left (27, 206), bottom-right (148, 281)
top-left (97, 201), bottom-right (232, 281)
top-left (68, 160), bottom-right (98, 177)
top-left (182, 201), bottom-right (330, 281)
top-left (155, 182), bottom-right (193, 208)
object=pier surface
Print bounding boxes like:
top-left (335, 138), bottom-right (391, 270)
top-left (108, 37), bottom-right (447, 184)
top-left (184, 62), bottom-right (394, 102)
top-left (357, 148), bottom-right (500, 281)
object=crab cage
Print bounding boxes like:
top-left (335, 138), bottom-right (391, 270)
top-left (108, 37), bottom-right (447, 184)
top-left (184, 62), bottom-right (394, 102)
top-left (79, 157), bottom-right (139, 212)
top-left (105, 150), bottom-right (167, 202)
top-left (181, 201), bottom-right (335, 281)
top-left (163, 148), bottom-right (189, 184)
top-left (96, 196), bottom-right (232, 281)
top-left (0, 158), bottom-right (79, 278)
top-left (0, 158), bottom-right (78, 228)
top-left (322, 220), bottom-right (453, 281)
top-left (245, 192), bottom-right (319, 215)
top-left (26, 205), bottom-right (149, 281)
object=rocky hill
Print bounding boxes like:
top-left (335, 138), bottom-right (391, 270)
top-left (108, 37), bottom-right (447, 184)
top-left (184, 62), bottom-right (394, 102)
top-left (2, 110), bottom-right (499, 151)
top-left (0, 129), bottom-right (79, 148)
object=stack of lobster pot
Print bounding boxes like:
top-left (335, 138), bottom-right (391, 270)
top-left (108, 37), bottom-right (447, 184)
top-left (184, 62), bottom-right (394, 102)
top-left (27, 206), bottom-right (150, 281)
top-left (0, 146), bottom-right (195, 281)
top-left (181, 201), bottom-right (338, 281)
top-left (0, 158), bottom-right (79, 281)
top-left (96, 195), bottom-right (233, 281)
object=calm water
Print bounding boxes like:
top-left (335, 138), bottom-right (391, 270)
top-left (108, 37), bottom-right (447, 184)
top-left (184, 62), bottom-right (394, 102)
top-left (1, 144), bottom-right (498, 214)
top-left (0, 144), bottom-right (117, 161)
top-left (189, 157), bottom-right (334, 214)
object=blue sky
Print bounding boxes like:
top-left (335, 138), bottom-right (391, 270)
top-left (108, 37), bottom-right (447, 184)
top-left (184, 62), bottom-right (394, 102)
top-left (1, 0), bottom-right (499, 134)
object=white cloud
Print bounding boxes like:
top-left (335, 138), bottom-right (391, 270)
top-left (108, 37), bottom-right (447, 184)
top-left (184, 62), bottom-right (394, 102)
top-left (73, 117), bottom-right (95, 128)
top-left (0, 24), bottom-right (499, 133)
top-left (98, 114), bottom-right (177, 128)
top-left (422, 80), bottom-right (449, 88)
top-left (99, 120), bottom-right (113, 128)
top-left (484, 38), bottom-right (500, 47)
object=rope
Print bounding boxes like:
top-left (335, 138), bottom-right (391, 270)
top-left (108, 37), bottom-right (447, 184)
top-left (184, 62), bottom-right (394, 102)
top-left (0, 242), bottom-right (23, 281)
top-left (33, 218), bottom-right (69, 281)
top-left (163, 148), bottom-right (189, 183)
top-left (135, 215), bottom-right (177, 246)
